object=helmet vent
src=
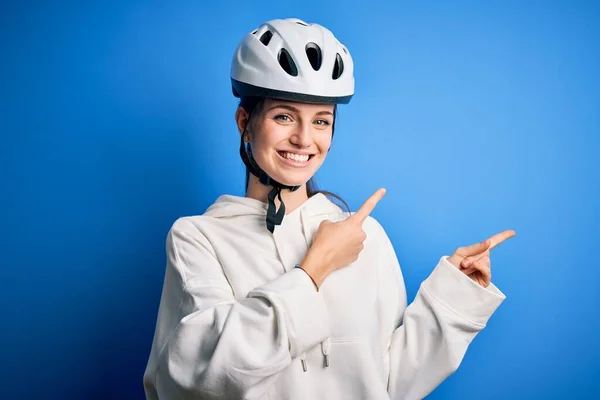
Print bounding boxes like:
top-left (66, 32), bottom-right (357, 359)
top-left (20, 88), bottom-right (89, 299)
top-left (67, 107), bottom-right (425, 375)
top-left (278, 48), bottom-right (298, 76)
top-left (259, 30), bottom-right (273, 46)
top-left (295, 21), bottom-right (308, 26)
top-left (332, 53), bottom-right (344, 80)
top-left (305, 43), bottom-right (322, 71)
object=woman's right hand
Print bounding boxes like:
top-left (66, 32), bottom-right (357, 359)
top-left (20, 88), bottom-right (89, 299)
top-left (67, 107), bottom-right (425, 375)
top-left (300, 188), bottom-right (387, 287)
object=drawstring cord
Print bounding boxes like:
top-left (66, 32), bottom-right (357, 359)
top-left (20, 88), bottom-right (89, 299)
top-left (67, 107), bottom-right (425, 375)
top-left (321, 338), bottom-right (331, 367)
top-left (299, 339), bottom-right (331, 372)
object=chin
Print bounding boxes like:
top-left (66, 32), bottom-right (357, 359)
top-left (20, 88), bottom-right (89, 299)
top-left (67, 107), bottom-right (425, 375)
top-left (275, 175), bottom-right (311, 188)
top-left (267, 169), bottom-right (314, 188)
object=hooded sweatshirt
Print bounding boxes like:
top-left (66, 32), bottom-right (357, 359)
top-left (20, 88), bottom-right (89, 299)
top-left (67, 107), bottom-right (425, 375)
top-left (143, 193), bottom-right (506, 400)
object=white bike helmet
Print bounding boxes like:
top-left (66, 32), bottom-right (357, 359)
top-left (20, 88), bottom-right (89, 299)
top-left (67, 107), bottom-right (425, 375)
top-left (231, 18), bottom-right (354, 104)
top-left (231, 18), bottom-right (355, 233)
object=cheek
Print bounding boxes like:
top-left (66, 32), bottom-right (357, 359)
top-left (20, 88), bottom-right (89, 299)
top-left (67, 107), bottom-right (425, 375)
top-left (254, 124), bottom-right (287, 151)
top-left (250, 136), bottom-right (272, 160)
top-left (316, 134), bottom-right (333, 154)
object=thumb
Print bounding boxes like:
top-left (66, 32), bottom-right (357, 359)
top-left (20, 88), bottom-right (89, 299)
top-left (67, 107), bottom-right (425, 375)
top-left (456, 239), bottom-right (492, 257)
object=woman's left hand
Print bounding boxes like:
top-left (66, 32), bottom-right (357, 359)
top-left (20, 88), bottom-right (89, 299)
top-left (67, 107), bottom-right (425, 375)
top-left (447, 230), bottom-right (516, 288)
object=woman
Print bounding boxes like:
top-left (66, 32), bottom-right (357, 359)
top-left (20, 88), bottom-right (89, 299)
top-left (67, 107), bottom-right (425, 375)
top-left (143, 18), bottom-right (515, 400)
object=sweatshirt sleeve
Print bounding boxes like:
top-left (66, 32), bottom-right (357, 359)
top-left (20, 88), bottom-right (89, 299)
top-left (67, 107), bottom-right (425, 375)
top-left (143, 218), bottom-right (330, 400)
top-left (373, 221), bottom-right (506, 400)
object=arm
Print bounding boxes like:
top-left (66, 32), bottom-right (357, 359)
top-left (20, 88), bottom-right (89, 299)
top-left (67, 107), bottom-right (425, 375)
top-left (143, 218), bottom-right (330, 400)
top-left (373, 222), bottom-right (506, 400)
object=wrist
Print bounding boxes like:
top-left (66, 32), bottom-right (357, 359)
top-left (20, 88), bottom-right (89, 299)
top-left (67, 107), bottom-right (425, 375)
top-left (296, 265), bottom-right (320, 291)
top-left (299, 250), bottom-right (328, 288)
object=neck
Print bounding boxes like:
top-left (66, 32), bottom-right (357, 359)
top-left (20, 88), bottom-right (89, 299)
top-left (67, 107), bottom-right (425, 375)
top-left (245, 174), bottom-right (310, 214)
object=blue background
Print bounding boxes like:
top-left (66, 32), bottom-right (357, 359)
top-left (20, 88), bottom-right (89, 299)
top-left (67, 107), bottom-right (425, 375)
top-left (2, 1), bottom-right (598, 399)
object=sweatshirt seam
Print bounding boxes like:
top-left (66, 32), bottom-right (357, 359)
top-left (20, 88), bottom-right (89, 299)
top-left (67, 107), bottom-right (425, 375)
top-left (420, 284), bottom-right (486, 328)
top-left (170, 219), bottom-right (193, 284)
top-left (175, 218), bottom-right (228, 294)
top-left (154, 226), bottom-right (189, 367)
top-left (155, 220), bottom-right (223, 367)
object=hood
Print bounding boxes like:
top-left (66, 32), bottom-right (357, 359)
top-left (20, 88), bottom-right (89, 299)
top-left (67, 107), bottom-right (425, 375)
top-left (204, 193), bottom-right (343, 221)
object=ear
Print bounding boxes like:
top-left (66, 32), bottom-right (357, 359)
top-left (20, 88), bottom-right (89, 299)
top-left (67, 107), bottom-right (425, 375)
top-left (235, 107), bottom-right (250, 137)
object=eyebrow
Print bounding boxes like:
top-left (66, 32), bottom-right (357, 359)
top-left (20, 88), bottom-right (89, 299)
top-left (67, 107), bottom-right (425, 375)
top-left (267, 104), bottom-right (334, 117)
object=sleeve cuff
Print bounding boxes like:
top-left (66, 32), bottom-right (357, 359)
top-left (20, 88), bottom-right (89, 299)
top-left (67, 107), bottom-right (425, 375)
top-left (421, 256), bottom-right (506, 327)
top-left (248, 268), bottom-right (330, 358)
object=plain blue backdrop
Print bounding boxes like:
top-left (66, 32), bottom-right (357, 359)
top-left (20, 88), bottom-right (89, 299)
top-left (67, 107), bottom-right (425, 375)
top-left (2, 1), bottom-right (599, 399)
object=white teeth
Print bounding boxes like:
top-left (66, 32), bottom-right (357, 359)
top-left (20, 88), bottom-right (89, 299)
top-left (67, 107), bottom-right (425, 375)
top-left (282, 152), bottom-right (310, 162)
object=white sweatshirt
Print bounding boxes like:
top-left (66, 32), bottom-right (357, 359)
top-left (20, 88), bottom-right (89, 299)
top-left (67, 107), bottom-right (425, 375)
top-left (143, 193), bottom-right (506, 400)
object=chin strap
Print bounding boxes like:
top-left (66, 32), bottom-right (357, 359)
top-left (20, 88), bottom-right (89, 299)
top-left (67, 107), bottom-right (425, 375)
top-left (266, 186), bottom-right (286, 233)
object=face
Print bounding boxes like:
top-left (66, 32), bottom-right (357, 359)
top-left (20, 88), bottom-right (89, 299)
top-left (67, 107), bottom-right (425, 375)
top-left (240, 98), bottom-right (335, 187)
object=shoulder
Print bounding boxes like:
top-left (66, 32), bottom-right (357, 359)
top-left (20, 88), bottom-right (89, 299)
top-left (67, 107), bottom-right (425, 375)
top-left (360, 215), bottom-right (389, 242)
top-left (167, 215), bottom-right (208, 239)
top-left (166, 216), bottom-right (218, 256)
top-left (361, 216), bottom-right (400, 265)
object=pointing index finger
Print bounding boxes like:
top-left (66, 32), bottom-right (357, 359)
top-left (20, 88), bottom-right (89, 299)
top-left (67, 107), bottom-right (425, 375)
top-left (487, 229), bottom-right (516, 250)
top-left (351, 188), bottom-right (386, 224)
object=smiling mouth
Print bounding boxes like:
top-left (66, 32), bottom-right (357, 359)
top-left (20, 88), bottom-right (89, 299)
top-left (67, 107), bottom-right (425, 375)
top-left (277, 151), bottom-right (315, 164)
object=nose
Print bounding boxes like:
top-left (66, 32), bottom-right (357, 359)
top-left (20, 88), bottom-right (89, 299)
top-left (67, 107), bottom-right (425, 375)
top-left (289, 122), bottom-right (312, 148)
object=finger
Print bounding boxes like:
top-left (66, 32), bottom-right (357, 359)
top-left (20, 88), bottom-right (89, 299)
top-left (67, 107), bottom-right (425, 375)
top-left (319, 219), bottom-right (333, 227)
top-left (456, 239), bottom-right (492, 257)
top-left (476, 271), bottom-right (490, 288)
top-left (462, 265), bottom-right (476, 275)
top-left (478, 262), bottom-right (491, 286)
top-left (487, 229), bottom-right (516, 250)
top-left (350, 188), bottom-right (386, 224)
top-left (460, 256), bottom-right (473, 269)
top-left (463, 261), bottom-right (491, 284)
top-left (460, 252), bottom-right (489, 269)
top-left (463, 256), bottom-right (490, 275)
